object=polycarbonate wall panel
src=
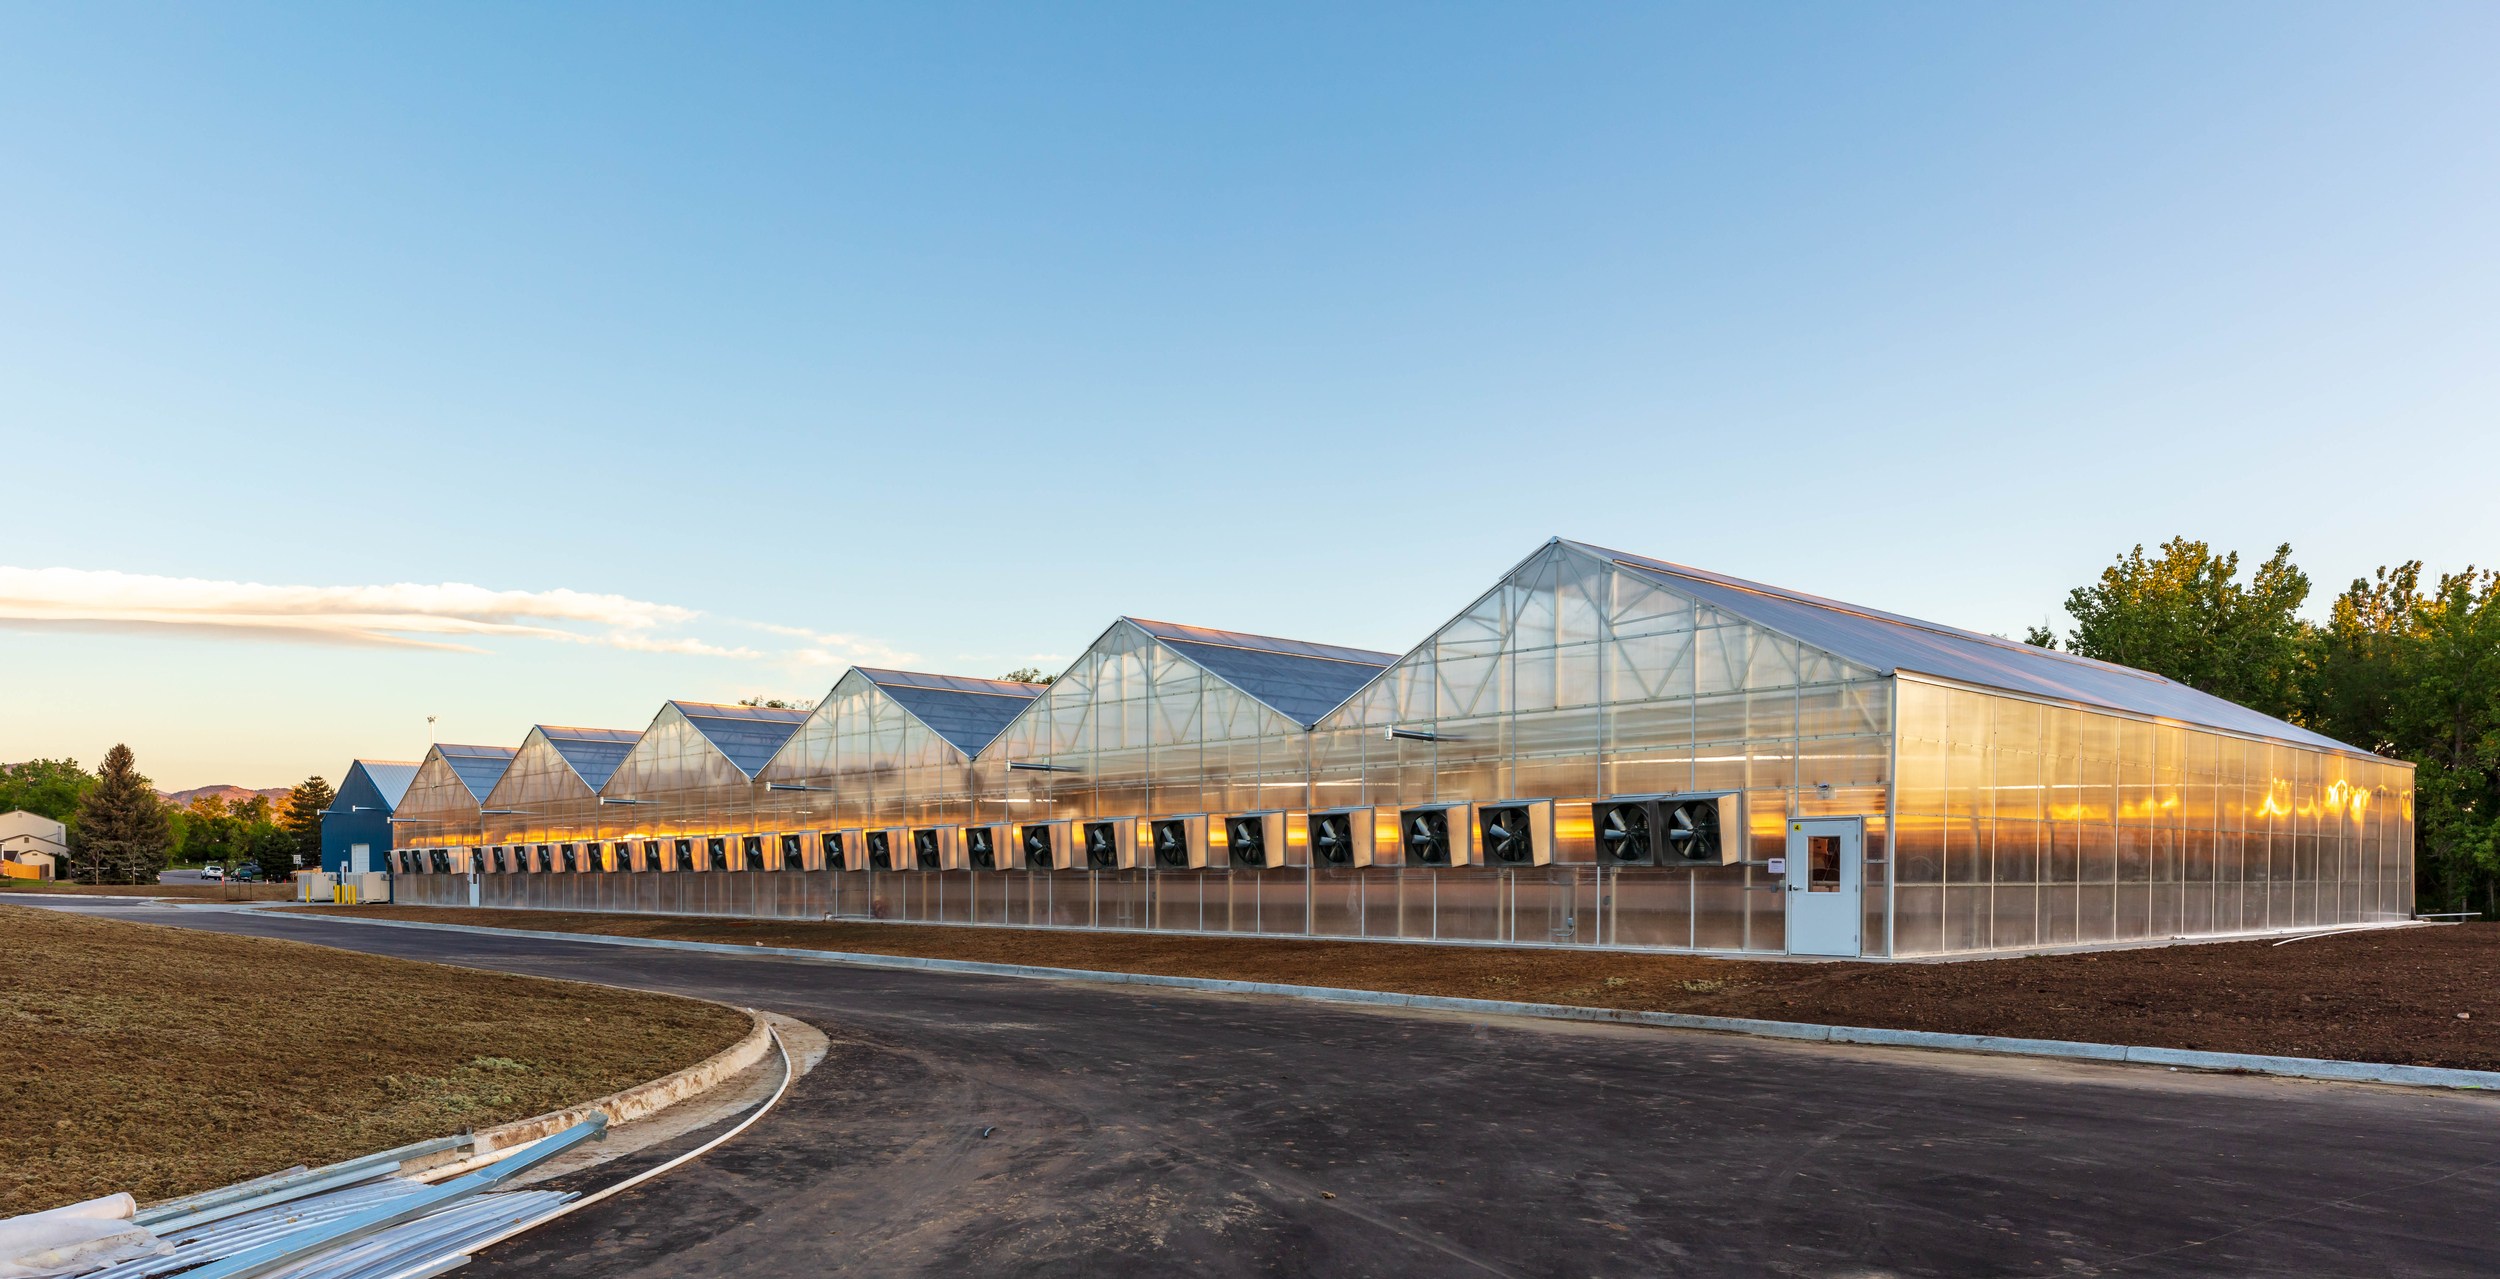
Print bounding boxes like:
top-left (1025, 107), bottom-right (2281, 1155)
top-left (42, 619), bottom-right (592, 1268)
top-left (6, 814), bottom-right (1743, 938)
top-left (1890, 679), bottom-right (2415, 957)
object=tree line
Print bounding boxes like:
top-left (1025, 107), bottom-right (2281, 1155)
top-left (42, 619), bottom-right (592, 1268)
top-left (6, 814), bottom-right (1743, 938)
top-left (2030, 538), bottom-right (2498, 918)
top-left (0, 747), bottom-right (334, 884)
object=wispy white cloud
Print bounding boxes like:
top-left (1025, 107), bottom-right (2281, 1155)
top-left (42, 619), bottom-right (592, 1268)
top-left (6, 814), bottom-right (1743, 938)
top-left (732, 619), bottom-right (921, 669)
top-left (0, 566), bottom-right (767, 657)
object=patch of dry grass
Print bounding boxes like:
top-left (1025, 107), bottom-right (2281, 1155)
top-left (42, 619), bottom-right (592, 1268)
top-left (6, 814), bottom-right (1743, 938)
top-left (0, 904), bottom-right (750, 1217)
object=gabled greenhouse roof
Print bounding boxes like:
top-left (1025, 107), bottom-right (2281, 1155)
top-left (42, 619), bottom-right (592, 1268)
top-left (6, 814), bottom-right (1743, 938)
top-left (433, 744), bottom-right (518, 802)
top-left (1578, 541), bottom-right (2365, 755)
top-left (1126, 618), bottom-right (1397, 727)
top-left (856, 669), bottom-right (1045, 756)
top-left (534, 726), bottom-right (642, 791)
top-left (672, 701), bottom-right (811, 777)
top-left (351, 760), bottom-right (420, 810)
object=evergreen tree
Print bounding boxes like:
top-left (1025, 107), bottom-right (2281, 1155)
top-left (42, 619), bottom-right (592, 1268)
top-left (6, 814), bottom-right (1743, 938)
top-left (70, 745), bottom-right (172, 884)
top-left (245, 821), bottom-right (298, 882)
top-left (282, 776), bottom-right (335, 867)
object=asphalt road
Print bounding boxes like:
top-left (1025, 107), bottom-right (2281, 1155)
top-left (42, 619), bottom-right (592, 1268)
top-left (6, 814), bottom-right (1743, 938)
top-left (51, 902), bottom-right (2500, 1277)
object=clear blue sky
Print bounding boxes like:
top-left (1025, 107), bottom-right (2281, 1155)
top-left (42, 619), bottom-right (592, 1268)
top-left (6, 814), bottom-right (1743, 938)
top-left (3, 4), bottom-right (2495, 788)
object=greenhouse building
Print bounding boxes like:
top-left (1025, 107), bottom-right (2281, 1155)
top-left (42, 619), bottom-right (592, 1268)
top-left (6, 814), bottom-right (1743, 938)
top-left (380, 538), bottom-right (2415, 959)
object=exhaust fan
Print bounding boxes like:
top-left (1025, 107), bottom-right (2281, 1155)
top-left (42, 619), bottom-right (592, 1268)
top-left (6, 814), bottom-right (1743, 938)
top-left (1084, 819), bottom-right (1141, 871)
top-left (584, 842), bottom-right (604, 872)
top-left (1591, 793), bottom-right (1741, 867)
top-left (741, 834), bottom-right (765, 871)
top-left (821, 830), bottom-right (850, 871)
top-left (1018, 821), bottom-right (1072, 870)
top-left (908, 827), bottom-right (961, 871)
top-left (559, 843), bottom-right (578, 873)
top-left (1223, 812), bottom-right (1287, 870)
top-left (864, 828), bottom-right (895, 871)
top-left (532, 845), bottom-right (551, 873)
top-left (962, 826), bottom-right (1002, 870)
top-left (641, 840), bottom-right (662, 872)
top-left (1307, 808), bottom-right (1376, 869)
top-left (1149, 815), bottom-right (1208, 870)
top-left (1397, 806), bottom-right (1474, 867)
top-left (1474, 801), bottom-right (1553, 868)
top-left (430, 848), bottom-right (451, 873)
top-left (673, 838), bottom-right (694, 871)
top-left (780, 832), bottom-right (805, 870)
top-left (701, 837), bottom-right (724, 871)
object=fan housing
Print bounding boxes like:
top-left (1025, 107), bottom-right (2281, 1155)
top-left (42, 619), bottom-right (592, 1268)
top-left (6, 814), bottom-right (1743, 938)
top-left (1084, 819), bottom-right (1141, 871)
top-left (1306, 808), bottom-right (1376, 868)
top-left (1149, 815), bottom-right (1208, 870)
top-left (1222, 812), bottom-right (1287, 869)
top-left (1473, 801), bottom-right (1553, 868)
top-left (1019, 821), bottom-right (1070, 871)
top-left (1397, 806), bottom-right (1473, 867)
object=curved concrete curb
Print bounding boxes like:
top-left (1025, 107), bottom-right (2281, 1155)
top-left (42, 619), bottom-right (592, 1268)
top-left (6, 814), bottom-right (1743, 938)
top-left (470, 1008), bottom-right (775, 1155)
top-left (275, 909), bottom-right (2500, 1094)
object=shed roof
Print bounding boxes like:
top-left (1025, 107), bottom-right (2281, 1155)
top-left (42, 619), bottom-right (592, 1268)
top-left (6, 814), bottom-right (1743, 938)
top-left (348, 760), bottom-right (420, 810)
top-left (1576, 541), bottom-right (2364, 755)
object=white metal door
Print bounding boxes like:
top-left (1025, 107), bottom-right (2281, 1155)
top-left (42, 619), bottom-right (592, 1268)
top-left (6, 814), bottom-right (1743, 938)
top-left (350, 843), bottom-right (372, 875)
top-left (1785, 818), bottom-right (1862, 956)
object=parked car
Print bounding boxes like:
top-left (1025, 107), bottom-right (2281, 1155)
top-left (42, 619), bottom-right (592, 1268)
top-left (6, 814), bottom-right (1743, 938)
top-left (199, 865), bottom-right (225, 881)
top-left (231, 865), bottom-right (260, 883)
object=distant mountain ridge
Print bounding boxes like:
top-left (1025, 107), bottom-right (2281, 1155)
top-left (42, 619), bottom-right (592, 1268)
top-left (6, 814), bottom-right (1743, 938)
top-left (159, 784), bottom-right (292, 808)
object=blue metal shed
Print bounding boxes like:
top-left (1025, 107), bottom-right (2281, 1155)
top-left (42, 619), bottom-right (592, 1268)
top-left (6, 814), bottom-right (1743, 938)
top-left (320, 759), bottom-right (419, 874)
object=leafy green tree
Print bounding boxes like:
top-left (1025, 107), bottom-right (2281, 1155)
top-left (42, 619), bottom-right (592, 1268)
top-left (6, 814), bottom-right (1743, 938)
top-left (999, 667), bottom-right (1058, 685)
top-left (2036, 538), bottom-right (2314, 721)
top-left (69, 745), bottom-right (172, 884)
top-left (282, 776), bottom-right (335, 867)
top-left (2311, 565), bottom-right (2500, 915)
top-left (181, 794), bottom-right (242, 866)
top-left (0, 758), bottom-right (97, 830)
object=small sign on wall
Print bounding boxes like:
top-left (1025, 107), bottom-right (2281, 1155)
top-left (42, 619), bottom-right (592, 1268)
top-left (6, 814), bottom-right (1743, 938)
top-left (1766, 858), bottom-right (1786, 874)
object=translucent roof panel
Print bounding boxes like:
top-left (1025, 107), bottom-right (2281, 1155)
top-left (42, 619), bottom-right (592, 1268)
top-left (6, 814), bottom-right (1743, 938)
top-left (1126, 618), bottom-right (1396, 727)
top-left (434, 744), bottom-right (519, 801)
top-left (856, 669), bottom-right (1045, 755)
top-left (1580, 541), bottom-right (2365, 756)
top-left (672, 701), bottom-right (812, 777)
top-left (537, 726), bottom-right (642, 791)
top-left (352, 760), bottom-right (420, 810)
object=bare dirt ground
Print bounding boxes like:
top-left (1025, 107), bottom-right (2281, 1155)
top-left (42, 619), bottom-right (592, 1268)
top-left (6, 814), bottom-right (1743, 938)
top-left (0, 904), bottom-right (752, 1217)
top-left (3, 881), bottom-right (289, 901)
top-left (301, 903), bottom-right (2498, 1072)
